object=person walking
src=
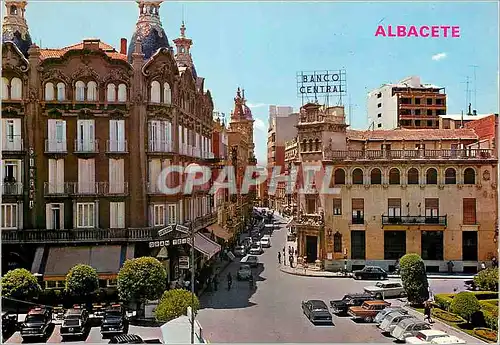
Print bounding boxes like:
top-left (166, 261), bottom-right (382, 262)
top-left (424, 300), bottom-right (433, 323)
top-left (289, 255), bottom-right (294, 268)
top-left (277, 251), bottom-right (281, 264)
top-left (481, 261), bottom-right (487, 270)
top-left (283, 246), bottom-right (286, 266)
top-left (227, 272), bottom-right (232, 291)
top-left (492, 256), bottom-right (498, 268)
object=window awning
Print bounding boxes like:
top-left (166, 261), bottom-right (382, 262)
top-left (207, 223), bottom-right (232, 241)
top-left (192, 233), bottom-right (221, 259)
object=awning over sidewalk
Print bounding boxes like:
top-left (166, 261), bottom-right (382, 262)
top-left (207, 223), bottom-right (232, 241)
top-left (192, 233), bottom-right (221, 259)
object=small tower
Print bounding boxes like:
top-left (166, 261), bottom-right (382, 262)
top-left (173, 21), bottom-right (197, 77)
top-left (2, 0), bottom-right (33, 57)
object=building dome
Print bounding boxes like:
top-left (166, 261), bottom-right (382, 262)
top-left (243, 104), bottom-right (253, 120)
top-left (2, 0), bottom-right (33, 57)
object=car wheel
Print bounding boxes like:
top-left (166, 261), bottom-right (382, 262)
top-left (399, 291), bottom-right (406, 298)
top-left (365, 316), bottom-right (373, 323)
top-left (375, 293), bottom-right (382, 300)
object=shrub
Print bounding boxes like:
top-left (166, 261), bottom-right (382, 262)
top-left (434, 293), bottom-right (454, 311)
top-left (474, 328), bottom-right (498, 342)
top-left (399, 253), bottom-right (429, 305)
top-left (432, 308), bottom-right (465, 323)
top-left (474, 268), bottom-right (499, 292)
top-left (474, 292), bottom-right (500, 300)
top-left (117, 257), bottom-right (166, 304)
top-left (450, 292), bottom-right (481, 323)
top-left (1, 268), bottom-right (42, 301)
top-left (155, 289), bottom-right (200, 322)
top-left (480, 300), bottom-right (499, 330)
top-left (65, 264), bottom-right (99, 298)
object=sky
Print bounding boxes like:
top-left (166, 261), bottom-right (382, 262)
top-left (19, 0), bottom-right (499, 164)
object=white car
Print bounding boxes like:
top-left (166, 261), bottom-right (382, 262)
top-left (406, 330), bottom-right (466, 344)
top-left (249, 244), bottom-right (263, 255)
top-left (260, 237), bottom-right (271, 248)
top-left (234, 246), bottom-right (246, 257)
top-left (364, 281), bottom-right (406, 299)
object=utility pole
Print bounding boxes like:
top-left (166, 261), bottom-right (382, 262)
top-left (469, 65), bottom-right (479, 111)
top-left (190, 221), bottom-right (195, 344)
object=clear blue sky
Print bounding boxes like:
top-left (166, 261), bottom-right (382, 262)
top-left (24, 1), bottom-right (499, 164)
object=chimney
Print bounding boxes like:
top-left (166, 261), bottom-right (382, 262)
top-left (468, 103), bottom-right (472, 115)
top-left (473, 109), bottom-right (477, 116)
top-left (120, 38), bottom-right (127, 55)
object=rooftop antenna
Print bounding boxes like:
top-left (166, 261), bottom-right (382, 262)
top-left (461, 76), bottom-right (471, 114)
top-left (469, 65), bottom-right (479, 112)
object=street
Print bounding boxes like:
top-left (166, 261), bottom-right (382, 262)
top-left (197, 213), bottom-right (468, 343)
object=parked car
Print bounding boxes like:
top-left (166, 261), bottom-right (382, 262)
top-left (19, 306), bottom-right (53, 340)
top-left (353, 266), bottom-right (388, 280)
top-left (464, 279), bottom-right (478, 291)
top-left (60, 306), bottom-right (90, 339)
top-left (348, 300), bottom-right (391, 322)
top-left (237, 264), bottom-right (253, 280)
top-left (374, 307), bottom-right (408, 324)
top-left (301, 300), bottom-right (333, 324)
top-left (109, 334), bottom-right (162, 344)
top-left (391, 318), bottom-right (432, 341)
top-left (234, 245), bottom-right (247, 257)
top-left (406, 330), bottom-right (466, 344)
top-left (249, 244), bottom-right (263, 255)
top-left (260, 237), bottom-right (271, 248)
top-left (101, 305), bottom-right (129, 336)
top-left (241, 255), bottom-right (259, 267)
top-left (364, 281), bottom-right (406, 299)
top-left (2, 311), bottom-right (18, 336)
top-left (378, 311), bottom-right (414, 333)
top-left (329, 293), bottom-right (375, 315)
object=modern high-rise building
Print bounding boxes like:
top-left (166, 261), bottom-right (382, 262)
top-left (367, 76), bottom-right (447, 130)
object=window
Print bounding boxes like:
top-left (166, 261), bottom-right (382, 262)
top-left (109, 159), bottom-right (125, 194)
top-left (107, 84), bottom-right (116, 102)
top-left (46, 203), bottom-right (63, 230)
top-left (427, 109), bottom-right (433, 116)
top-left (2, 77), bottom-right (9, 100)
top-left (415, 98), bottom-right (421, 105)
top-left (153, 204), bottom-right (165, 226)
top-left (75, 81), bottom-right (85, 101)
top-left (47, 119), bottom-right (67, 152)
top-left (110, 202), bottom-right (125, 228)
top-left (333, 198), bottom-right (342, 215)
top-left (57, 83), bottom-right (66, 101)
top-left (426, 168), bottom-right (437, 184)
top-left (388, 198), bottom-right (401, 220)
top-left (10, 78), bottom-right (22, 100)
top-left (3, 160), bottom-right (19, 183)
top-left (425, 198), bottom-right (439, 222)
top-left (333, 232), bottom-right (342, 253)
top-left (463, 168), bottom-right (475, 184)
top-left (351, 231), bottom-right (366, 259)
top-left (334, 169), bottom-right (345, 185)
top-left (415, 120), bottom-right (421, 127)
top-left (352, 198), bottom-right (364, 224)
top-left (376, 93), bottom-right (382, 98)
top-left (370, 168), bottom-right (382, 184)
top-left (426, 98), bottom-right (432, 105)
top-left (164, 82), bottom-right (172, 104)
top-left (48, 159), bottom-right (65, 194)
top-left (45, 82), bottom-right (54, 100)
top-left (400, 98), bottom-right (410, 104)
top-left (389, 168), bottom-right (400, 184)
top-left (377, 103), bottom-right (381, 108)
top-left (384, 231), bottom-right (406, 260)
top-left (377, 113), bottom-right (381, 118)
top-left (463, 198), bottom-right (476, 225)
top-left (462, 231), bottom-right (478, 261)
top-left (77, 203), bottom-right (95, 228)
top-left (445, 168), bottom-right (456, 184)
top-left (407, 168), bottom-right (419, 184)
top-left (78, 159), bottom-right (95, 194)
top-left (421, 231), bottom-right (443, 260)
top-left (1, 204), bottom-right (18, 229)
top-left (109, 120), bottom-right (126, 152)
top-left (118, 84), bottom-right (127, 102)
top-left (306, 197), bottom-right (316, 214)
top-left (415, 109), bottom-right (421, 115)
top-left (87, 81), bottom-right (98, 101)
top-left (377, 124), bottom-right (382, 128)
top-left (352, 168), bottom-right (363, 185)
top-left (76, 119), bottom-right (95, 151)
top-left (443, 119), bottom-right (451, 129)
top-left (150, 81), bottom-right (161, 103)
top-left (167, 204), bottom-right (177, 224)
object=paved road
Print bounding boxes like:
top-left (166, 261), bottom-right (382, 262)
top-left (197, 213), bottom-right (468, 343)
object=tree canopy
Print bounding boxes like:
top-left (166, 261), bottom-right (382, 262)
top-left (117, 257), bottom-right (166, 303)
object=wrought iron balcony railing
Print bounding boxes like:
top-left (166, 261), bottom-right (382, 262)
top-left (106, 140), bottom-right (128, 153)
top-left (2, 135), bottom-right (23, 152)
top-left (2, 182), bottom-right (23, 195)
top-left (381, 215), bottom-right (447, 226)
top-left (324, 149), bottom-right (494, 161)
top-left (45, 139), bottom-right (67, 153)
top-left (148, 140), bottom-right (174, 153)
top-left (74, 140), bottom-right (99, 153)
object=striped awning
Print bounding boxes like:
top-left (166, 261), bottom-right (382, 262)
top-left (191, 233), bottom-right (221, 259)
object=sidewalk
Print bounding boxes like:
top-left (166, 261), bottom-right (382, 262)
top-left (198, 258), bottom-right (233, 296)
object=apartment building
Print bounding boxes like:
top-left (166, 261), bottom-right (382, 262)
top-left (367, 76), bottom-right (446, 130)
top-left (291, 102), bottom-right (497, 273)
top-left (1, 0), bottom-right (225, 285)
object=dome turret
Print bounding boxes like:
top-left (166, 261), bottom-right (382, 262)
top-left (2, 0), bottom-right (33, 57)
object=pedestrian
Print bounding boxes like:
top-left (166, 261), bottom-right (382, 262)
top-left (294, 248), bottom-right (297, 257)
top-left (289, 255), bottom-right (294, 268)
top-left (277, 251), bottom-right (281, 264)
top-left (481, 261), bottom-right (486, 270)
top-left (227, 272), bottom-right (232, 291)
top-left (492, 257), bottom-right (498, 268)
top-left (447, 260), bottom-right (454, 274)
top-left (213, 274), bottom-right (218, 291)
top-left (424, 300), bottom-right (433, 323)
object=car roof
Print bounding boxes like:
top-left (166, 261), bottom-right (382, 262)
top-left (308, 300), bottom-right (327, 307)
top-left (419, 330), bottom-right (448, 336)
top-left (364, 300), bottom-right (390, 305)
top-left (28, 307), bottom-right (49, 315)
top-left (398, 318), bottom-right (423, 327)
top-left (65, 308), bottom-right (85, 315)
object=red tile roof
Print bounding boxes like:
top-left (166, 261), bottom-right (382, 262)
top-left (39, 40), bottom-right (128, 62)
top-left (347, 128), bottom-right (478, 141)
top-left (464, 114), bottom-right (497, 140)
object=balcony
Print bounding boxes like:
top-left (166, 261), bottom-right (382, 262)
top-left (324, 149), bottom-right (494, 161)
top-left (103, 182), bottom-right (129, 195)
top-left (351, 216), bottom-right (364, 225)
top-left (44, 182), bottom-right (71, 196)
top-left (2, 182), bottom-right (23, 195)
top-left (148, 140), bottom-right (174, 154)
top-left (2, 135), bottom-right (23, 152)
top-left (45, 139), bottom-right (67, 153)
top-left (74, 140), bottom-right (99, 153)
top-left (106, 140), bottom-right (128, 153)
top-left (382, 215), bottom-right (447, 226)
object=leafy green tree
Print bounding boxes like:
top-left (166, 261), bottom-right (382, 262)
top-left (65, 264), bottom-right (99, 298)
top-left (473, 268), bottom-right (499, 291)
top-left (1, 268), bottom-right (41, 300)
top-left (450, 291), bottom-right (481, 323)
top-left (155, 289), bottom-right (200, 322)
top-left (399, 253), bottom-right (429, 305)
top-left (117, 257), bottom-right (166, 304)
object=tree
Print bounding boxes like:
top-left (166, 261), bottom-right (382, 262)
top-left (155, 289), bottom-right (200, 322)
top-left (450, 292), bottom-right (481, 323)
top-left (474, 268), bottom-right (499, 291)
top-left (1, 268), bottom-right (41, 301)
top-left (117, 257), bottom-right (166, 304)
top-left (399, 253), bottom-right (429, 305)
top-left (65, 264), bottom-right (99, 298)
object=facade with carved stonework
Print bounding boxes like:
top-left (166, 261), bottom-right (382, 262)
top-left (1, 0), bottom-right (226, 286)
top-left (290, 102), bottom-right (497, 273)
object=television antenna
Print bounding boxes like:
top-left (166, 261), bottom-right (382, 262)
top-left (469, 65), bottom-right (479, 111)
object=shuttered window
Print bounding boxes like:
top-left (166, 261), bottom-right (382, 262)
top-left (425, 198), bottom-right (439, 218)
top-left (463, 198), bottom-right (476, 225)
top-left (333, 199), bottom-right (342, 215)
top-left (352, 199), bottom-right (364, 223)
top-left (109, 159), bottom-right (125, 194)
top-left (388, 198), bottom-right (401, 217)
top-left (110, 202), bottom-right (125, 228)
top-left (78, 159), bottom-right (95, 193)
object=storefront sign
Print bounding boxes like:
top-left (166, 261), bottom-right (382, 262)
top-left (296, 70), bottom-right (347, 97)
top-left (158, 226), bottom-right (173, 238)
top-left (179, 256), bottom-right (190, 269)
top-left (149, 237), bottom-right (192, 248)
top-left (29, 148), bottom-right (35, 209)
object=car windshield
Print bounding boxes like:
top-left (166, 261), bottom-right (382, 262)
top-left (248, 256), bottom-right (257, 261)
top-left (105, 311), bottom-right (122, 318)
top-left (398, 318), bottom-right (415, 328)
top-left (310, 301), bottom-right (327, 310)
top-left (25, 314), bottom-right (45, 323)
top-left (342, 295), bottom-right (352, 301)
top-left (375, 282), bottom-right (384, 287)
top-left (65, 314), bottom-right (81, 319)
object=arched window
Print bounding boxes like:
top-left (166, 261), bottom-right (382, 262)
top-left (315, 139), bottom-right (320, 151)
top-left (308, 139), bottom-right (313, 152)
top-left (10, 77), bottom-right (22, 99)
top-left (45, 82), bottom-right (54, 101)
top-left (2, 77), bottom-right (9, 100)
top-left (118, 84), bottom-right (127, 102)
top-left (426, 168), bottom-right (438, 184)
top-left (10, 5), bottom-right (17, 15)
top-left (57, 83), bottom-right (66, 101)
top-left (75, 80), bottom-right (85, 101)
top-left (333, 232), bottom-right (342, 253)
top-left (370, 168), bottom-right (382, 184)
top-left (445, 168), bottom-right (456, 184)
top-left (107, 84), bottom-right (116, 102)
top-left (150, 81), bottom-right (161, 103)
top-left (463, 168), bottom-right (475, 184)
top-left (334, 169), bottom-right (345, 185)
top-left (163, 82), bottom-right (171, 104)
top-left (302, 139), bottom-right (307, 152)
top-left (407, 168), bottom-right (419, 184)
top-left (352, 168), bottom-right (364, 185)
top-left (389, 168), bottom-right (400, 185)
top-left (87, 81), bottom-right (97, 101)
